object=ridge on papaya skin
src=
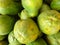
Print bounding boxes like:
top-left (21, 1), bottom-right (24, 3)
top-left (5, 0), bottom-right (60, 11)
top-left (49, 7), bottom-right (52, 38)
top-left (8, 31), bottom-right (22, 45)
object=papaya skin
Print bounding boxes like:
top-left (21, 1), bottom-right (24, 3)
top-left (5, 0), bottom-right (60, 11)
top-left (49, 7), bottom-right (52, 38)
top-left (40, 3), bottom-right (50, 12)
top-left (14, 19), bottom-right (41, 44)
top-left (50, 0), bottom-right (60, 11)
top-left (38, 10), bottom-right (60, 35)
top-left (46, 32), bottom-right (60, 45)
top-left (0, 0), bottom-right (20, 15)
top-left (46, 35), bottom-right (60, 45)
top-left (26, 38), bottom-right (47, 45)
top-left (0, 15), bottom-right (15, 35)
top-left (8, 31), bottom-right (22, 45)
top-left (22, 0), bottom-right (43, 17)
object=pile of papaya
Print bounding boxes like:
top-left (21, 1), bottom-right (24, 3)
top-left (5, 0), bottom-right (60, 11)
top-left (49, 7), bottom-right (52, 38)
top-left (0, 0), bottom-right (60, 45)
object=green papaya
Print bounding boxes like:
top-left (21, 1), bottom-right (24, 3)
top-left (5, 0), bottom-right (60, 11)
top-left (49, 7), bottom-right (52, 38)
top-left (8, 31), bottom-right (22, 45)
top-left (22, 0), bottom-right (43, 17)
top-left (50, 0), bottom-right (60, 11)
top-left (38, 10), bottom-right (60, 35)
top-left (40, 3), bottom-right (50, 12)
top-left (0, 0), bottom-right (21, 15)
top-left (0, 15), bottom-right (15, 35)
top-left (53, 31), bottom-right (60, 44)
top-left (46, 35), bottom-right (60, 45)
top-left (14, 19), bottom-right (41, 44)
top-left (26, 38), bottom-right (47, 45)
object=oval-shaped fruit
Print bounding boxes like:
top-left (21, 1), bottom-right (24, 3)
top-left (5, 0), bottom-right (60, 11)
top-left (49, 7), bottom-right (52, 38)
top-left (8, 31), bottom-right (22, 45)
top-left (26, 38), bottom-right (47, 45)
top-left (0, 40), bottom-right (8, 45)
top-left (0, 15), bottom-right (15, 35)
top-left (50, 0), bottom-right (60, 11)
top-left (22, 0), bottom-right (43, 17)
top-left (0, 35), bottom-right (6, 41)
top-left (40, 3), bottom-right (50, 12)
top-left (18, 9), bottom-right (30, 19)
top-left (0, 0), bottom-right (20, 15)
top-left (14, 19), bottom-right (41, 44)
top-left (38, 10), bottom-right (60, 35)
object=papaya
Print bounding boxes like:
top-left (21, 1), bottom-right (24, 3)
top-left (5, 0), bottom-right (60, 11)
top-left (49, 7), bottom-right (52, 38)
top-left (53, 31), bottom-right (60, 44)
top-left (50, 0), bottom-right (60, 11)
top-left (22, 0), bottom-right (43, 17)
top-left (8, 31), bottom-right (22, 45)
top-left (46, 35), bottom-right (60, 45)
top-left (38, 10), bottom-right (60, 35)
top-left (0, 15), bottom-right (15, 35)
top-left (26, 38), bottom-right (47, 45)
top-left (0, 0), bottom-right (21, 15)
top-left (40, 3), bottom-right (50, 12)
top-left (14, 19), bottom-right (41, 44)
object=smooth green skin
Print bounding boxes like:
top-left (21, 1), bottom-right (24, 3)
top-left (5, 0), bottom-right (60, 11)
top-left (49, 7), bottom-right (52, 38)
top-left (38, 10), bottom-right (60, 35)
top-left (0, 35), bottom-right (6, 41)
top-left (47, 35), bottom-right (60, 45)
top-left (22, 0), bottom-right (43, 17)
top-left (8, 31), bottom-right (22, 45)
top-left (14, 19), bottom-right (41, 44)
top-left (0, 0), bottom-right (20, 15)
top-left (40, 3), bottom-right (50, 12)
top-left (0, 40), bottom-right (8, 45)
top-left (50, 0), bottom-right (60, 11)
top-left (0, 15), bottom-right (15, 35)
top-left (18, 9), bottom-right (30, 19)
top-left (26, 38), bottom-right (47, 45)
